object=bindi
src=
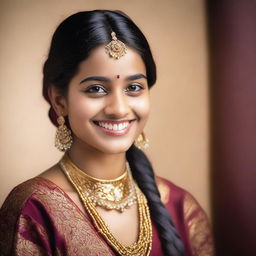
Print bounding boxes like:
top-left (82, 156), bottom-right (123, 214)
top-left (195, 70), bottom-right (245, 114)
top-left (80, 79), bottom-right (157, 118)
top-left (116, 75), bottom-right (120, 79)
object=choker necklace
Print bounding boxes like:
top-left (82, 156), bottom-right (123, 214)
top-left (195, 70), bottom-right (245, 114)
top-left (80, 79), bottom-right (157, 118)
top-left (59, 154), bottom-right (137, 212)
top-left (59, 154), bottom-right (152, 256)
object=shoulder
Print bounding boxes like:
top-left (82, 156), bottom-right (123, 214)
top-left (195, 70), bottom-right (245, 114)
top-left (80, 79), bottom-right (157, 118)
top-left (155, 175), bottom-right (208, 223)
top-left (0, 177), bottom-right (72, 234)
top-left (155, 176), bottom-right (215, 255)
top-left (1, 162), bottom-right (74, 216)
top-left (155, 176), bottom-right (188, 205)
top-left (155, 176), bottom-right (205, 211)
top-left (0, 177), bottom-right (62, 212)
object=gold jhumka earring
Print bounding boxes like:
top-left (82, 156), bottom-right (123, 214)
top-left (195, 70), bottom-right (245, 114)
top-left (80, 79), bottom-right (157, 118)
top-left (134, 132), bottom-right (149, 150)
top-left (55, 116), bottom-right (73, 152)
top-left (105, 31), bottom-right (127, 59)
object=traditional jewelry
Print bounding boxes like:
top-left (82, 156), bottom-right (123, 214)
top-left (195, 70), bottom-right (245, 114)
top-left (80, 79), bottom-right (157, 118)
top-left (59, 154), bottom-right (152, 256)
top-left (55, 116), bottom-right (73, 152)
top-left (105, 31), bottom-right (127, 59)
top-left (134, 132), bottom-right (149, 150)
top-left (60, 154), bottom-right (137, 212)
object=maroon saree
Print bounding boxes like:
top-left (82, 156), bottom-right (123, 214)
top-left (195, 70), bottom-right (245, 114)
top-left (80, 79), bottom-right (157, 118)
top-left (0, 176), bottom-right (214, 255)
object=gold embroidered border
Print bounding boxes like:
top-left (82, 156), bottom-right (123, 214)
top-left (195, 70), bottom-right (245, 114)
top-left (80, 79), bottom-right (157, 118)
top-left (184, 193), bottom-right (215, 256)
top-left (32, 178), bottom-right (114, 255)
top-left (16, 237), bottom-right (46, 256)
top-left (0, 179), bottom-right (41, 255)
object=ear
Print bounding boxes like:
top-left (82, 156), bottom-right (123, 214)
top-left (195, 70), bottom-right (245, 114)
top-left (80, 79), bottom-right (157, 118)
top-left (48, 86), bottom-right (68, 116)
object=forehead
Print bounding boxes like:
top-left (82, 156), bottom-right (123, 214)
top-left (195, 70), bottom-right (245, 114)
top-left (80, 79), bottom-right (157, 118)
top-left (76, 45), bottom-right (146, 78)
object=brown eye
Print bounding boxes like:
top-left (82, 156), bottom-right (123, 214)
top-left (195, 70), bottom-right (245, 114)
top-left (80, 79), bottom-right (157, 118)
top-left (125, 84), bottom-right (144, 92)
top-left (85, 85), bottom-right (107, 94)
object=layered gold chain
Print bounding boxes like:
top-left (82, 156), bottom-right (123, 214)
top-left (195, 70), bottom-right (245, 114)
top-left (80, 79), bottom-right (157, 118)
top-left (59, 154), bottom-right (152, 256)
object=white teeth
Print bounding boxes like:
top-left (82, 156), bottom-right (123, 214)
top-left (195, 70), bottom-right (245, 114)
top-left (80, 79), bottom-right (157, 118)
top-left (97, 121), bottom-right (129, 131)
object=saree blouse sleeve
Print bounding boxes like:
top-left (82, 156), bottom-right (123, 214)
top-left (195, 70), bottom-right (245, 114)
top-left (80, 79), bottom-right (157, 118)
top-left (156, 177), bottom-right (215, 256)
top-left (0, 180), bottom-right (52, 255)
top-left (183, 192), bottom-right (215, 256)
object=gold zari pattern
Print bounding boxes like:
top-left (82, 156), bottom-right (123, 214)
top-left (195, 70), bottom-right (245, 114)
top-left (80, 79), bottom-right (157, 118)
top-left (0, 178), bottom-right (114, 256)
top-left (156, 178), bottom-right (215, 256)
top-left (61, 154), bottom-right (137, 212)
top-left (16, 216), bottom-right (48, 255)
top-left (59, 155), bottom-right (152, 256)
top-left (184, 193), bottom-right (215, 256)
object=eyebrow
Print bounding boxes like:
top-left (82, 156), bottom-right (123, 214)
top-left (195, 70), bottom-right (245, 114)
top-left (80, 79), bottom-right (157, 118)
top-left (126, 74), bottom-right (147, 81)
top-left (79, 73), bottom-right (147, 84)
top-left (80, 76), bottom-right (110, 84)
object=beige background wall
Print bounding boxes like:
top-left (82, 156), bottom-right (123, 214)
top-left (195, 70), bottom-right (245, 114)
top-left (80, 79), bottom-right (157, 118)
top-left (0, 0), bottom-right (209, 215)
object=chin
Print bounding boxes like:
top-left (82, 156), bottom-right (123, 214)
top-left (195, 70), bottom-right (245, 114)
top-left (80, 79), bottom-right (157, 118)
top-left (95, 142), bottom-right (133, 155)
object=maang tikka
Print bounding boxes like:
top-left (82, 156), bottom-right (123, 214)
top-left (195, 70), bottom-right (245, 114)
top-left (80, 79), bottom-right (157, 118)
top-left (55, 116), bottom-right (73, 152)
top-left (105, 31), bottom-right (127, 59)
top-left (134, 132), bottom-right (149, 150)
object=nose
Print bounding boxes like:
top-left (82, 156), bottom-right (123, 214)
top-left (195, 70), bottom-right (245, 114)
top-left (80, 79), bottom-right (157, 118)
top-left (104, 91), bottom-right (130, 119)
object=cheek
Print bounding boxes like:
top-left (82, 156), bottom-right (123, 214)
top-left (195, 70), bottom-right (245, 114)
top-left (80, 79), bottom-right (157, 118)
top-left (130, 95), bottom-right (150, 120)
top-left (67, 93), bottom-right (102, 122)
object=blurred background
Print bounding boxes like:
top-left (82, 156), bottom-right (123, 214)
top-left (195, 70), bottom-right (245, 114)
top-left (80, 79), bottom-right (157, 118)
top-left (0, 0), bottom-right (255, 255)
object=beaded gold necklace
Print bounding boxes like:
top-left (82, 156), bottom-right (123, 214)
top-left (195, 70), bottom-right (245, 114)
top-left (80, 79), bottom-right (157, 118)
top-left (59, 154), bottom-right (152, 256)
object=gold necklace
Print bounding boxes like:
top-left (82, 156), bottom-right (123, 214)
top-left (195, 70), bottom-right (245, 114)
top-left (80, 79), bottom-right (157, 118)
top-left (60, 154), bottom-right (137, 212)
top-left (59, 154), bottom-right (152, 256)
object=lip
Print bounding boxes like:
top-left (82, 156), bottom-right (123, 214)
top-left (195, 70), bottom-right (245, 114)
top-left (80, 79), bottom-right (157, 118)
top-left (93, 119), bottom-right (135, 136)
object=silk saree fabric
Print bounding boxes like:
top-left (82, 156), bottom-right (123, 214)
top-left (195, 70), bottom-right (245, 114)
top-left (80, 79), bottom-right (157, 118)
top-left (0, 176), bottom-right (214, 255)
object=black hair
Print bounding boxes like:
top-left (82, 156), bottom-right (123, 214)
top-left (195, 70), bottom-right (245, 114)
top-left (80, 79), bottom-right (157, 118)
top-left (43, 10), bottom-right (184, 256)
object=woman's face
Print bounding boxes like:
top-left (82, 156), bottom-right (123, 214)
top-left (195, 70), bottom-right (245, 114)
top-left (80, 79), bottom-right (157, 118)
top-left (64, 45), bottom-right (150, 154)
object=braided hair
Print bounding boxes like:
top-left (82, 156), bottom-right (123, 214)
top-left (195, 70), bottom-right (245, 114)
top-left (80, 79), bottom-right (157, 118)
top-left (43, 10), bottom-right (184, 256)
top-left (127, 145), bottom-right (184, 255)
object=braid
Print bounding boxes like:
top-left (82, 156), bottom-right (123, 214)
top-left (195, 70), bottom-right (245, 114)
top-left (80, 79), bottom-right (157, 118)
top-left (126, 145), bottom-right (185, 256)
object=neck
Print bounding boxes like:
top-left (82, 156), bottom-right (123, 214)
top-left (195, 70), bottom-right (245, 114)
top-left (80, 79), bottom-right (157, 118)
top-left (67, 140), bottom-right (127, 180)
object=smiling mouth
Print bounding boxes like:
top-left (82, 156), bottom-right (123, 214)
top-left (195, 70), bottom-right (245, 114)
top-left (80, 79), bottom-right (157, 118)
top-left (93, 120), bottom-right (135, 135)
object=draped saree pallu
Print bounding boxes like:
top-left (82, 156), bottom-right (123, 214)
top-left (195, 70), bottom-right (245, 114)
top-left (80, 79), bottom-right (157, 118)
top-left (0, 177), bottom-right (214, 255)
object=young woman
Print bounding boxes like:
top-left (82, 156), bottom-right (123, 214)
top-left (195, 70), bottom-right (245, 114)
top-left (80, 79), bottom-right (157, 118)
top-left (0, 10), bottom-right (214, 256)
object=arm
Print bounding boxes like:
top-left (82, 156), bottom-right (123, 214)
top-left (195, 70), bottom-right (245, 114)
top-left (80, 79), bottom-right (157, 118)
top-left (0, 198), bottom-right (53, 256)
top-left (183, 193), bottom-right (215, 256)
top-left (12, 214), bottom-right (51, 256)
